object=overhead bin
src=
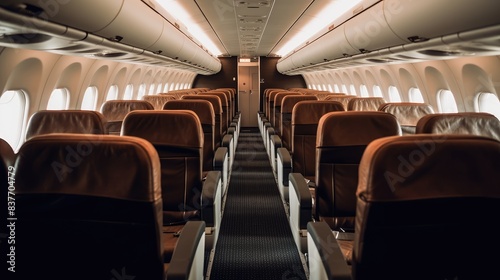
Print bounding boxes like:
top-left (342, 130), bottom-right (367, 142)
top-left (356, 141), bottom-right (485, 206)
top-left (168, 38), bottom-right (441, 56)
top-left (345, 2), bottom-right (406, 52)
top-left (1, 0), bottom-right (123, 33)
top-left (94, 0), bottom-right (163, 50)
top-left (385, 0), bottom-right (500, 43)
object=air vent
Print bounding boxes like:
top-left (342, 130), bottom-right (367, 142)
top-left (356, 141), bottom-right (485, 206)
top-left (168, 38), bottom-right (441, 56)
top-left (92, 52), bottom-right (127, 58)
top-left (418, 49), bottom-right (463, 56)
top-left (6, 3), bottom-right (44, 17)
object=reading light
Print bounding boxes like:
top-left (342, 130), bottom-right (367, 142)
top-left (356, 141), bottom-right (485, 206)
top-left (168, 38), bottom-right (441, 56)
top-left (276, 0), bottom-right (362, 57)
top-left (155, 0), bottom-right (223, 56)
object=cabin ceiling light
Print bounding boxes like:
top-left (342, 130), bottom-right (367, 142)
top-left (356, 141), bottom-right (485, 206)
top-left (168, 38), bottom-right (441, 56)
top-left (155, 0), bottom-right (222, 56)
top-left (276, 0), bottom-right (362, 57)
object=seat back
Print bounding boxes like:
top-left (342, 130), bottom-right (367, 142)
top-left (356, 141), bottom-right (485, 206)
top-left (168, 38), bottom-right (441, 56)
top-left (315, 111), bottom-right (401, 230)
top-left (416, 112), bottom-right (500, 140)
top-left (324, 95), bottom-right (356, 109)
top-left (379, 102), bottom-right (434, 134)
top-left (163, 99), bottom-right (215, 171)
top-left (352, 135), bottom-right (500, 279)
top-left (291, 101), bottom-right (344, 181)
top-left (25, 110), bottom-right (107, 140)
top-left (347, 97), bottom-right (385, 111)
top-left (143, 95), bottom-right (176, 109)
top-left (204, 92), bottom-right (229, 134)
top-left (15, 134), bottom-right (164, 279)
top-left (281, 95), bottom-right (318, 150)
top-left (0, 138), bottom-right (14, 243)
top-left (122, 110), bottom-right (204, 225)
top-left (274, 91), bottom-right (301, 135)
top-left (100, 100), bottom-right (154, 135)
top-left (182, 95), bottom-right (224, 148)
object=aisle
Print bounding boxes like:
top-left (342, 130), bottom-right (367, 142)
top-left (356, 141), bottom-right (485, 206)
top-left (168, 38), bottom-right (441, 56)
top-left (208, 128), bottom-right (307, 279)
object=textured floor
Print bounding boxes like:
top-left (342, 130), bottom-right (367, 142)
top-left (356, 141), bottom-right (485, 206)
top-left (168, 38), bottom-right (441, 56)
top-left (208, 128), bottom-right (307, 280)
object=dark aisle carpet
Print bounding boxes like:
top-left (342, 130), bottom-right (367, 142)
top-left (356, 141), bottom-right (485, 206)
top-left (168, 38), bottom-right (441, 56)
top-left (208, 128), bottom-right (307, 280)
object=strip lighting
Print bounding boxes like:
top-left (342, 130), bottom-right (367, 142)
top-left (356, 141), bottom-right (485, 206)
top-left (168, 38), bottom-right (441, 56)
top-left (276, 0), bottom-right (363, 57)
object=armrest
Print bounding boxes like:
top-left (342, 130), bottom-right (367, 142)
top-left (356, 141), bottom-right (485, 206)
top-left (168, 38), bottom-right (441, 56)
top-left (166, 221), bottom-right (206, 280)
top-left (277, 147), bottom-right (292, 187)
top-left (270, 135), bottom-right (282, 172)
top-left (201, 171), bottom-right (222, 227)
top-left (307, 222), bottom-right (351, 280)
top-left (213, 147), bottom-right (228, 195)
top-left (289, 173), bottom-right (312, 229)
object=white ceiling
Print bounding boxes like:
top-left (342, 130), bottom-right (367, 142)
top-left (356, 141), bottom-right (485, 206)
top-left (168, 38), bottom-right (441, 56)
top-left (168, 0), bottom-right (340, 58)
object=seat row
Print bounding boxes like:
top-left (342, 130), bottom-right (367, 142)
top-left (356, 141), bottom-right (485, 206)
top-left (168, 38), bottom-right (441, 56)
top-left (260, 89), bottom-right (500, 279)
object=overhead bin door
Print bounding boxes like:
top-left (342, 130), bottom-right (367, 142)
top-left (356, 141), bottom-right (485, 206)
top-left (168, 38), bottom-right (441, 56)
top-left (385, 0), bottom-right (500, 42)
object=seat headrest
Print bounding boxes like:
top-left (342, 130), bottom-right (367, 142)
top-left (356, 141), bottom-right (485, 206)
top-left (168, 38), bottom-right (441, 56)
top-left (379, 102), bottom-right (435, 126)
top-left (142, 95), bottom-right (176, 110)
top-left (292, 101), bottom-right (344, 125)
top-left (358, 135), bottom-right (500, 202)
top-left (317, 111), bottom-right (401, 147)
top-left (163, 100), bottom-right (215, 125)
top-left (347, 97), bottom-right (386, 111)
top-left (122, 110), bottom-right (203, 148)
top-left (15, 134), bottom-right (161, 201)
top-left (281, 96), bottom-right (318, 113)
top-left (204, 92), bottom-right (228, 106)
top-left (274, 92), bottom-right (301, 107)
top-left (0, 138), bottom-right (15, 166)
top-left (26, 110), bottom-right (107, 140)
top-left (100, 100), bottom-right (154, 121)
top-left (182, 95), bottom-right (222, 114)
top-left (415, 112), bottom-right (500, 140)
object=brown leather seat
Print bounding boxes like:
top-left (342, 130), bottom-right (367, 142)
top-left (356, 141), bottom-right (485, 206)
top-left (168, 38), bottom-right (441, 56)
top-left (274, 91), bottom-right (302, 136)
top-left (416, 112), bottom-right (500, 140)
top-left (0, 138), bottom-right (15, 244)
top-left (324, 95), bottom-right (356, 109)
top-left (14, 134), bottom-right (205, 279)
top-left (280, 95), bottom-right (318, 151)
top-left (100, 100), bottom-right (154, 135)
top-left (143, 95), bottom-right (176, 110)
top-left (182, 95), bottom-right (224, 148)
top-left (25, 110), bottom-right (107, 140)
top-left (121, 110), bottom-right (221, 251)
top-left (379, 102), bottom-right (434, 134)
top-left (347, 97), bottom-right (386, 111)
top-left (315, 112), bottom-right (401, 230)
top-left (163, 99), bottom-right (215, 172)
top-left (291, 101), bottom-right (345, 182)
top-left (308, 135), bottom-right (500, 279)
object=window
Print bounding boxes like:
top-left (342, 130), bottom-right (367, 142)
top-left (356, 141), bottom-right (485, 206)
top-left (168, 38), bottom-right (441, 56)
top-left (148, 84), bottom-right (156, 95)
top-left (341, 85), bottom-right (348, 94)
top-left (350, 85), bottom-right (357, 96)
top-left (373, 85), bottom-right (383, 97)
top-left (106, 85), bottom-right (118, 101)
top-left (123, 84), bottom-right (134, 100)
top-left (0, 90), bottom-right (27, 150)
top-left (476, 92), bottom-right (500, 119)
top-left (360, 85), bottom-right (369, 97)
top-left (156, 83), bottom-right (163, 94)
top-left (327, 85), bottom-right (333, 92)
top-left (388, 86), bottom-right (401, 102)
top-left (333, 84), bottom-right (340, 93)
top-left (137, 84), bottom-right (146, 100)
top-left (409, 87), bottom-right (424, 103)
top-left (437, 90), bottom-right (458, 113)
top-left (47, 88), bottom-right (69, 110)
top-left (81, 86), bottom-right (98, 110)
top-left (311, 84), bottom-right (317, 90)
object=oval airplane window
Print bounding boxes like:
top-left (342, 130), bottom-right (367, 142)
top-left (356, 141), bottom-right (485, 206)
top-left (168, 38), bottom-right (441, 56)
top-left (81, 86), bottom-right (98, 110)
top-left (476, 92), bottom-right (500, 120)
top-left (360, 85), bottom-right (369, 97)
top-left (157, 83), bottom-right (163, 94)
top-left (409, 87), bottom-right (424, 103)
top-left (47, 88), bottom-right (69, 110)
top-left (437, 90), bottom-right (458, 113)
top-left (341, 85), bottom-right (348, 94)
top-left (333, 84), bottom-right (340, 93)
top-left (388, 86), bottom-right (401, 102)
top-left (148, 84), bottom-right (156, 95)
top-left (373, 85), bottom-right (383, 97)
top-left (124, 84), bottom-right (134, 100)
top-left (137, 84), bottom-right (146, 100)
top-left (350, 85), bottom-right (357, 96)
top-left (0, 90), bottom-right (27, 150)
top-left (106, 85), bottom-right (119, 101)
top-left (327, 85), bottom-right (333, 92)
